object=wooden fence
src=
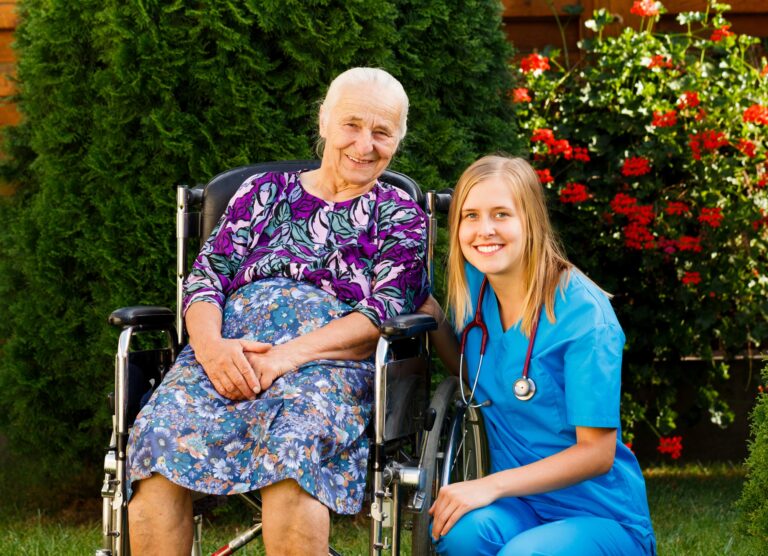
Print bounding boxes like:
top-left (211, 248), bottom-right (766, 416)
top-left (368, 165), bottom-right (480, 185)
top-left (502, 0), bottom-right (768, 56)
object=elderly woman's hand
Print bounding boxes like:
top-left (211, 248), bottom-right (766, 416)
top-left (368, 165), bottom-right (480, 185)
top-left (245, 344), bottom-right (301, 391)
top-left (195, 337), bottom-right (271, 400)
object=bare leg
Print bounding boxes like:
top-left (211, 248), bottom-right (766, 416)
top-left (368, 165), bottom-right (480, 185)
top-left (128, 474), bottom-right (193, 556)
top-left (261, 479), bottom-right (330, 556)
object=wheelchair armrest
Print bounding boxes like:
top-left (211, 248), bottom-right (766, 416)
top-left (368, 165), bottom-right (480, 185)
top-left (380, 314), bottom-right (437, 339)
top-left (108, 305), bottom-right (175, 329)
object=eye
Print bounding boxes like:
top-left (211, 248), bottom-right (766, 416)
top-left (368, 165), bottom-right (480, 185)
top-left (374, 129), bottom-right (393, 138)
top-left (495, 211), bottom-right (511, 218)
top-left (461, 212), bottom-right (478, 220)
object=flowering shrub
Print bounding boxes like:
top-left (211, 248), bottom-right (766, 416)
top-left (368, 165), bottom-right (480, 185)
top-left (511, 3), bottom-right (768, 441)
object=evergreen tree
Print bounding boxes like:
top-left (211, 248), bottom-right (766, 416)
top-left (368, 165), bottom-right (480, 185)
top-left (0, 0), bottom-right (518, 495)
top-left (738, 365), bottom-right (768, 542)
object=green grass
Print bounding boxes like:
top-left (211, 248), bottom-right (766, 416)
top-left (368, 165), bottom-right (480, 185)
top-left (646, 463), bottom-right (764, 555)
top-left (0, 463), bottom-right (763, 555)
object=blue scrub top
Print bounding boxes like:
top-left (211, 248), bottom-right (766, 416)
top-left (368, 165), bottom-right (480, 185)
top-left (461, 264), bottom-right (656, 552)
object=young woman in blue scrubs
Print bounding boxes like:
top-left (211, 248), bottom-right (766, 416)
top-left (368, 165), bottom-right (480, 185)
top-left (421, 155), bottom-right (656, 555)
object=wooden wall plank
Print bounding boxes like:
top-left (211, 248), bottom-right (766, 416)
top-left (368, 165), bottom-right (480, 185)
top-left (503, 0), bottom-right (590, 17)
top-left (504, 17), bottom-right (581, 54)
top-left (0, 3), bottom-right (18, 30)
top-left (0, 31), bottom-right (14, 64)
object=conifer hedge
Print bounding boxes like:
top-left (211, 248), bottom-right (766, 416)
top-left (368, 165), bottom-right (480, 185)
top-left (0, 0), bottom-right (519, 492)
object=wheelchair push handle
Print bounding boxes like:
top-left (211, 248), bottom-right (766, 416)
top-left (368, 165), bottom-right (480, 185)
top-left (434, 188), bottom-right (453, 213)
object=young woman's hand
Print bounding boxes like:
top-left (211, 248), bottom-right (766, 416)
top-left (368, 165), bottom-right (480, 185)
top-left (428, 478), bottom-right (498, 540)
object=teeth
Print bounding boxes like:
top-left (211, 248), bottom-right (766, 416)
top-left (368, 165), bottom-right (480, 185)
top-left (476, 245), bottom-right (501, 253)
top-left (348, 155), bottom-right (370, 163)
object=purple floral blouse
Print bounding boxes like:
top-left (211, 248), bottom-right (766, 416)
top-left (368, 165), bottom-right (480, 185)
top-left (183, 171), bottom-right (429, 326)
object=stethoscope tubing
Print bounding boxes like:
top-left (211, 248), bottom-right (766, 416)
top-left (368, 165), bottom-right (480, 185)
top-left (458, 277), bottom-right (541, 406)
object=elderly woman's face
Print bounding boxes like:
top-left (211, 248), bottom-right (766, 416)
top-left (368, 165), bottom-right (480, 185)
top-left (320, 83), bottom-right (402, 189)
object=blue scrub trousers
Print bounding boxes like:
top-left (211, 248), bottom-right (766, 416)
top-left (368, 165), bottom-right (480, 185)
top-left (433, 497), bottom-right (648, 556)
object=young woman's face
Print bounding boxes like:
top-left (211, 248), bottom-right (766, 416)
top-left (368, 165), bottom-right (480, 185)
top-left (458, 177), bottom-right (526, 280)
top-left (319, 83), bottom-right (401, 189)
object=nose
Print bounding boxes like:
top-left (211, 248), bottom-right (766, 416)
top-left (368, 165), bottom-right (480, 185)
top-left (354, 129), bottom-right (374, 154)
top-left (478, 215), bottom-right (496, 237)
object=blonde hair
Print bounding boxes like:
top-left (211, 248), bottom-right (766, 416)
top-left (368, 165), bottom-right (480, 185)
top-left (318, 67), bottom-right (409, 147)
top-left (446, 155), bottom-right (572, 337)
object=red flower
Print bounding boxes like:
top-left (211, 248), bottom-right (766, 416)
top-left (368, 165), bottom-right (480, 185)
top-left (753, 211), bottom-right (768, 230)
top-left (610, 193), bottom-right (638, 215)
top-left (677, 91), bottom-right (700, 109)
top-left (657, 436), bottom-right (683, 459)
top-left (559, 182), bottom-right (591, 204)
top-left (682, 271), bottom-right (701, 285)
top-left (572, 146), bottom-right (591, 162)
top-left (677, 235), bottom-right (702, 252)
top-left (535, 168), bottom-right (554, 184)
top-left (695, 108), bottom-right (706, 121)
top-left (621, 156), bottom-right (652, 177)
top-left (531, 128), bottom-right (555, 144)
top-left (630, 0), bottom-right (660, 17)
top-left (737, 139), bottom-right (757, 158)
top-left (702, 131), bottom-right (728, 150)
top-left (762, 65), bottom-right (768, 78)
top-left (652, 110), bottom-right (677, 127)
top-left (647, 55), bottom-right (673, 69)
top-left (630, 204), bottom-right (655, 225)
top-left (511, 88), bottom-right (531, 103)
top-left (665, 201), bottom-right (689, 216)
top-left (688, 130), bottom-right (728, 160)
top-left (549, 139), bottom-right (573, 159)
top-left (710, 25), bottom-right (734, 42)
top-left (521, 53), bottom-right (550, 74)
top-left (698, 207), bottom-right (723, 228)
top-left (624, 222), bottom-right (655, 250)
top-left (743, 104), bottom-right (768, 125)
top-left (610, 194), bottom-right (657, 246)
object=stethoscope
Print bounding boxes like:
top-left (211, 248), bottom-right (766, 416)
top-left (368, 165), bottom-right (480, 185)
top-left (458, 277), bottom-right (542, 407)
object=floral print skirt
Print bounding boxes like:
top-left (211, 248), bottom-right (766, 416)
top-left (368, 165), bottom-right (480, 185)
top-left (127, 278), bottom-right (374, 514)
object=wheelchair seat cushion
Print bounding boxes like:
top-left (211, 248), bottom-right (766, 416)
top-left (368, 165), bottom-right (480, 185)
top-left (126, 278), bottom-right (373, 514)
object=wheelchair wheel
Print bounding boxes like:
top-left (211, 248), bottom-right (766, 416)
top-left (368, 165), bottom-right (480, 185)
top-left (411, 376), bottom-right (489, 556)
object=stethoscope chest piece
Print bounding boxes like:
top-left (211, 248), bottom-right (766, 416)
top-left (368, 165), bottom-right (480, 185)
top-left (513, 376), bottom-right (536, 401)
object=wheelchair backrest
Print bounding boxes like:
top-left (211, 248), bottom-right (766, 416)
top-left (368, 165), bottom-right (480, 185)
top-left (199, 161), bottom-right (425, 246)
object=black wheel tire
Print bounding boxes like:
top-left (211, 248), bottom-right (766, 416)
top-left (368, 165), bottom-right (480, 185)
top-left (410, 377), bottom-right (488, 556)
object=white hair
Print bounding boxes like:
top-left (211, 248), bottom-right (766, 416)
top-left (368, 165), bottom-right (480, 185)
top-left (319, 67), bottom-right (409, 140)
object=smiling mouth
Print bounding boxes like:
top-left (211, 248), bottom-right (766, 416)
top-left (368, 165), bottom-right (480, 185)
top-left (475, 245), bottom-right (502, 254)
top-left (346, 154), bottom-right (374, 164)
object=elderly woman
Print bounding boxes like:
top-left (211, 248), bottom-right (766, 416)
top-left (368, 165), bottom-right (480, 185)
top-left (127, 67), bottom-right (428, 555)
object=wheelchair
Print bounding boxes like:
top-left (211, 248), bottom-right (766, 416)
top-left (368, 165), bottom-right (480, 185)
top-left (96, 161), bottom-right (489, 556)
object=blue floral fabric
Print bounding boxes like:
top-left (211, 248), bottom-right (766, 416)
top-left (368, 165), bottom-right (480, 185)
top-left (127, 278), bottom-right (374, 514)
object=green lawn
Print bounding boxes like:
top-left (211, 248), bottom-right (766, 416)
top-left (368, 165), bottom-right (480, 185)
top-left (0, 463), bottom-right (763, 555)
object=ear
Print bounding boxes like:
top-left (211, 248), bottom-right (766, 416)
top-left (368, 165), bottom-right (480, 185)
top-left (318, 105), bottom-right (328, 139)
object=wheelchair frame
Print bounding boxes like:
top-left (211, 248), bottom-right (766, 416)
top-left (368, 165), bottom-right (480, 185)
top-left (96, 161), bottom-right (488, 556)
